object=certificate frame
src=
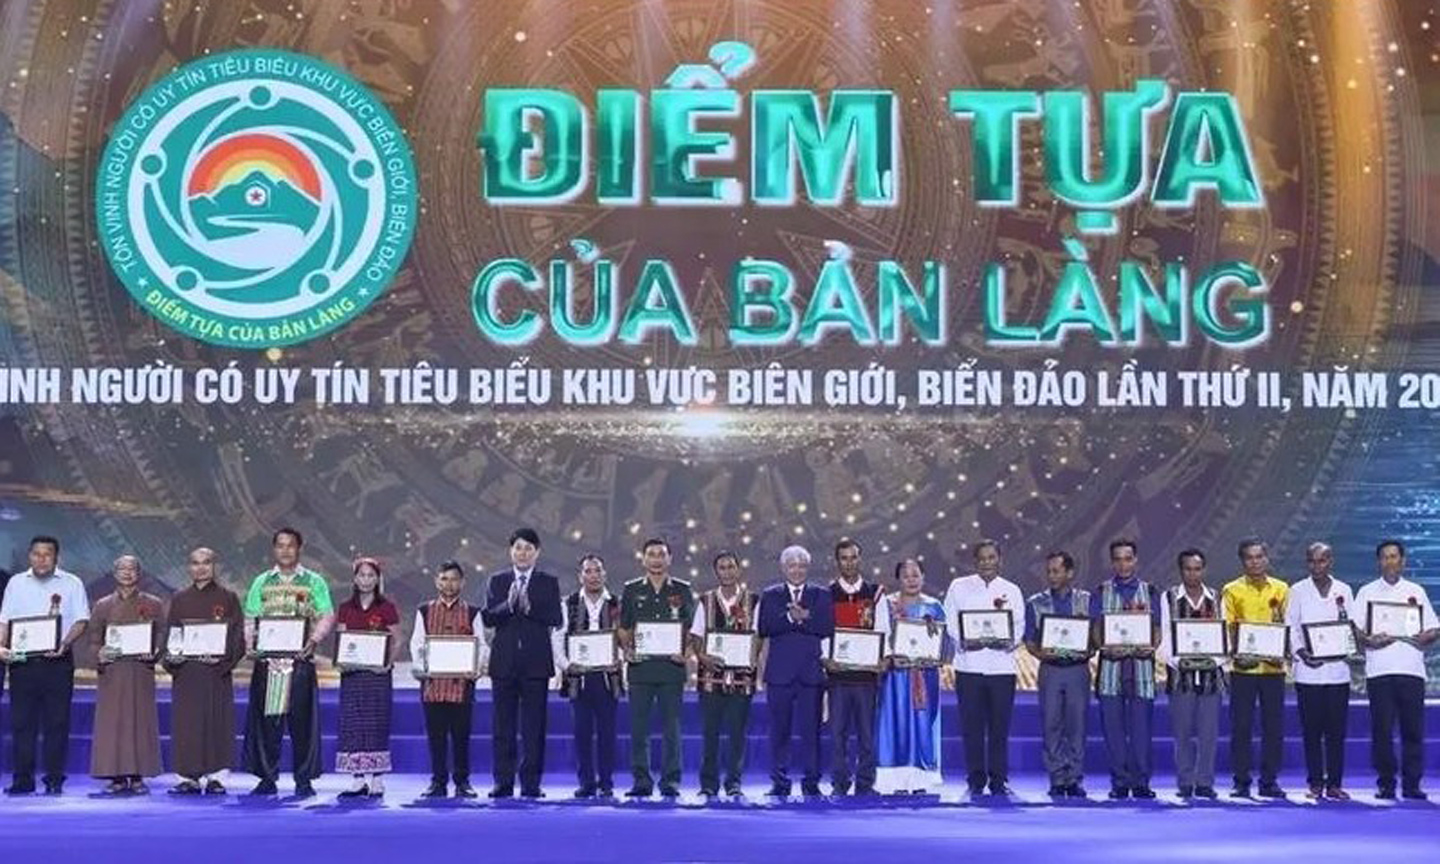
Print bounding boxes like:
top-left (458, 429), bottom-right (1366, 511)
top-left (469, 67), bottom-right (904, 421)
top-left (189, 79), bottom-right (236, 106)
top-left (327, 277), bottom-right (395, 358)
top-left (1040, 614), bottom-right (1091, 654)
top-left (706, 630), bottom-right (757, 669)
top-left (829, 627), bottom-right (884, 671)
top-left (632, 621), bottom-right (685, 659)
top-left (1172, 619), bottom-right (1227, 658)
top-left (180, 620), bottom-right (229, 657)
top-left (567, 630), bottom-right (619, 671)
top-left (959, 610), bottom-right (1014, 645)
top-left (891, 618), bottom-right (945, 666)
top-left (6, 615), bottom-right (61, 654)
top-left (1102, 611), bottom-right (1154, 648)
top-left (1366, 601), bottom-right (1423, 639)
top-left (336, 630), bottom-right (391, 671)
top-left (1303, 621), bottom-right (1356, 661)
top-left (424, 634), bottom-right (480, 678)
top-left (1234, 621), bottom-right (1288, 661)
top-left (105, 621), bottom-right (157, 658)
top-left (255, 615), bottom-right (309, 657)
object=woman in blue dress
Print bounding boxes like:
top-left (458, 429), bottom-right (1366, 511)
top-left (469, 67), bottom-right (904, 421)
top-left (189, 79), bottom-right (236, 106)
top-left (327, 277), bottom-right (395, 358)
top-left (875, 557), bottom-right (953, 795)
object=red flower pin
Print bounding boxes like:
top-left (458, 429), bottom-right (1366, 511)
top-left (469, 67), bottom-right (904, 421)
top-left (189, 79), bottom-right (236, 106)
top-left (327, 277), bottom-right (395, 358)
top-left (1409, 596), bottom-right (1419, 606)
top-left (211, 604), bottom-right (226, 620)
top-left (367, 614), bottom-right (384, 630)
top-left (667, 594), bottom-right (683, 608)
top-left (1269, 597), bottom-right (1280, 609)
top-left (296, 590), bottom-right (309, 603)
top-left (993, 597), bottom-right (1007, 610)
top-left (49, 593), bottom-right (61, 607)
top-left (1335, 596), bottom-right (1345, 607)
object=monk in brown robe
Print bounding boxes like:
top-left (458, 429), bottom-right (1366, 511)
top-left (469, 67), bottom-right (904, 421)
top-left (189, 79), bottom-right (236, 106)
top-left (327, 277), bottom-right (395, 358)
top-left (164, 547), bottom-right (244, 795)
top-left (89, 555), bottom-right (164, 794)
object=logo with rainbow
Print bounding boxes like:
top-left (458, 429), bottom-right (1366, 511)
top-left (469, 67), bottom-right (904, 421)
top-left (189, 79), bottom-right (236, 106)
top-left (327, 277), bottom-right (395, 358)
top-left (96, 49), bottom-right (417, 348)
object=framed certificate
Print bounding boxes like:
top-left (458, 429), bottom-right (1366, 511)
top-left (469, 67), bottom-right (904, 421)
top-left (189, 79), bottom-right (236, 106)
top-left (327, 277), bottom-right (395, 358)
top-left (567, 630), bottom-right (619, 671)
top-left (830, 628), bottom-right (883, 670)
top-left (959, 610), bottom-right (1013, 645)
top-left (1040, 615), bottom-right (1090, 653)
top-left (6, 615), bottom-right (60, 654)
top-left (1303, 621), bottom-right (1356, 661)
top-left (706, 631), bottom-right (756, 669)
top-left (182, 621), bottom-right (229, 657)
top-left (892, 619), bottom-right (945, 665)
top-left (337, 631), bottom-right (390, 671)
top-left (1234, 622), bottom-right (1288, 660)
top-left (424, 635), bottom-right (480, 677)
top-left (1102, 611), bottom-right (1153, 648)
top-left (105, 621), bottom-right (156, 657)
top-left (1367, 601), bottom-right (1423, 638)
top-left (1173, 619), bottom-right (1226, 657)
top-left (255, 616), bottom-right (308, 656)
top-left (633, 621), bottom-right (684, 658)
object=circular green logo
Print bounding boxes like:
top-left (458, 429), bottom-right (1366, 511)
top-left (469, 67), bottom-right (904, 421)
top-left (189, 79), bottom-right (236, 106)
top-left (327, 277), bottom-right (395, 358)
top-left (96, 49), bottom-right (417, 348)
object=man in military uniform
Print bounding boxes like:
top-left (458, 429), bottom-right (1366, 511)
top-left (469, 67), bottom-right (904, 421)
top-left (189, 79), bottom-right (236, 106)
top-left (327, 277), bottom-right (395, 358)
top-left (619, 538), bottom-right (695, 798)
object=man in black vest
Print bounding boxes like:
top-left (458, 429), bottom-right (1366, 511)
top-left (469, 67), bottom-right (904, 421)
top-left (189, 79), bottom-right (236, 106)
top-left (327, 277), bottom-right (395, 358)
top-left (481, 527), bottom-right (563, 798)
top-left (824, 539), bottom-right (881, 796)
top-left (554, 554), bottom-right (623, 798)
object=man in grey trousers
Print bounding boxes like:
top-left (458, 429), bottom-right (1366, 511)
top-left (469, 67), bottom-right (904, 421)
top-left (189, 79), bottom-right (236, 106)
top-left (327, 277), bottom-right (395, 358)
top-left (1024, 551), bottom-right (1093, 798)
top-left (1160, 548), bottom-right (1225, 799)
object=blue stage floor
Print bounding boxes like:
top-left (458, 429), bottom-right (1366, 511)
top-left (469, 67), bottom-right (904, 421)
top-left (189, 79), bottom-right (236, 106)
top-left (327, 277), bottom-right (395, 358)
top-left (4, 773), bottom-right (1437, 863)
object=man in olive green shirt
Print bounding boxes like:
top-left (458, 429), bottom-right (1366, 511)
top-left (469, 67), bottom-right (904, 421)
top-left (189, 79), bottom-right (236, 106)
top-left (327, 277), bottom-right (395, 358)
top-left (619, 538), bottom-right (695, 798)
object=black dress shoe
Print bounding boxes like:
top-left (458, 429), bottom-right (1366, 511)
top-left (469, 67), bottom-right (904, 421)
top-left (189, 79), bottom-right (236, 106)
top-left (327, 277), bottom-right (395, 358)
top-left (454, 783), bottom-right (478, 799)
top-left (597, 786), bottom-right (616, 799)
top-left (520, 787), bottom-right (546, 799)
top-left (625, 786), bottom-right (653, 798)
top-left (337, 786), bottom-right (371, 799)
top-left (967, 782), bottom-right (987, 796)
top-left (659, 785), bottom-right (681, 799)
top-left (987, 782), bottom-right (1012, 797)
top-left (801, 783), bottom-right (823, 797)
top-left (766, 783), bottom-right (791, 797)
top-left (723, 783), bottom-right (743, 797)
top-left (853, 785), bottom-right (876, 797)
top-left (1402, 787), bottom-right (1429, 801)
top-left (1257, 783), bottom-right (1286, 799)
top-left (293, 781), bottom-right (316, 799)
top-left (5, 781), bottom-right (36, 796)
top-left (1177, 786), bottom-right (1195, 798)
top-left (1066, 784), bottom-right (1088, 799)
top-left (1048, 784), bottom-right (1067, 797)
top-left (1193, 786), bottom-right (1218, 799)
top-left (832, 782), bottom-right (852, 797)
top-left (1131, 786), bottom-right (1157, 800)
top-left (1376, 785), bottom-right (1397, 800)
top-left (488, 785), bottom-right (514, 799)
top-left (699, 787), bottom-right (718, 798)
top-left (204, 780), bottom-right (227, 795)
top-left (169, 781), bottom-right (203, 796)
top-left (574, 786), bottom-right (597, 799)
top-left (421, 782), bottom-right (448, 798)
top-left (1108, 786), bottom-right (1130, 800)
top-left (249, 779), bottom-right (279, 796)
top-left (1231, 783), bottom-right (1252, 799)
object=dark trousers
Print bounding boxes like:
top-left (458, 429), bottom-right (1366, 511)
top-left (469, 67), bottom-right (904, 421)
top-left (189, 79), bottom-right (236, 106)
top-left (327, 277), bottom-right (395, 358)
top-left (1230, 673), bottom-right (1284, 786)
top-left (1296, 682), bottom-right (1349, 788)
top-left (1170, 690), bottom-right (1220, 790)
top-left (629, 681), bottom-right (683, 789)
top-left (423, 700), bottom-right (473, 785)
top-left (242, 659), bottom-right (322, 782)
top-left (1368, 674), bottom-right (1425, 791)
top-left (767, 682), bottom-right (822, 787)
top-left (828, 680), bottom-right (877, 791)
top-left (1099, 694), bottom-right (1153, 789)
top-left (492, 675), bottom-right (548, 791)
top-left (8, 656), bottom-right (73, 785)
top-left (956, 673), bottom-right (1016, 787)
top-left (699, 690), bottom-right (752, 792)
top-left (1038, 663), bottom-right (1088, 787)
top-left (573, 673), bottom-right (617, 791)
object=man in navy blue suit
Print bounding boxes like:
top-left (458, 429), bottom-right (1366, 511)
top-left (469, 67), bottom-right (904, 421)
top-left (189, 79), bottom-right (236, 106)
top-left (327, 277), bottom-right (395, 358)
top-left (758, 545), bottom-right (835, 797)
top-left (481, 528), bottom-right (563, 799)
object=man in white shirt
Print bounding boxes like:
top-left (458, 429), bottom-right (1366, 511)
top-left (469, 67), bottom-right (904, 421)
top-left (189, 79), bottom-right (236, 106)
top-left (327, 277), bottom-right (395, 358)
top-left (1354, 539), bottom-right (1438, 800)
top-left (1158, 548), bottom-right (1225, 800)
top-left (1285, 542), bottom-right (1356, 800)
top-left (0, 535), bottom-right (91, 795)
top-left (942, 539), bottom-right (1025, 796)
top-left (552, 554), bottom-right (623, 799)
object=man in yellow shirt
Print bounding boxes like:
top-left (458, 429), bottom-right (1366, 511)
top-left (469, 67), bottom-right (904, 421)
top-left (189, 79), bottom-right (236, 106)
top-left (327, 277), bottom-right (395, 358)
top-left (1221, 538), bottom-right (1289, 799)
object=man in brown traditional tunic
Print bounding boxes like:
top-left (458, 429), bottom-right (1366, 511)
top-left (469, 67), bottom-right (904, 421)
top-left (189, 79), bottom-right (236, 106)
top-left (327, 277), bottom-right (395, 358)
top-left (164, 547), bottom-right (244, 795)
top-left (89, 555), bottom-right (165, 794)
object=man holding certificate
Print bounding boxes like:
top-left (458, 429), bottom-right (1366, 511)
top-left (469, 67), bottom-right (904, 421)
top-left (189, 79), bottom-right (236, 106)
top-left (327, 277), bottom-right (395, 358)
top-left (1354, 540), bottom-right (1438, 800)
top-left (1023, 551), bottom-right (1092, 798)
top-left (164, 547), bottom-right (244, 795)
top-left (1221, 538), bottom-right (1290, 799)
top-left (619, 538), bottom-right (695, 798)
top-left (0, 535), bottom-right (90, 796)
top-left (554, 553), bottom-right (624, 799)
top-left (942, 539), bottom-right (1025, 797)
top-left (1285, 542), bottom-right (1356, 800)
top-left (690, 551), bottom-right (759, 798)
top-left (757, 545), bottom-right (834, 798)
top-left (240, 527), bottom-right (335, 798)
top-left (1089, 538), bottom-right (1161, 800)
top-left (1159, 549), bottom-right (1225, 799)
top-left (481, 527), bottom-right (563, 799)
top-left (822, 539), bottom-right (882, 797)
top-left (410, 561), bottom-right (485, 798)
top-left (88, 555), bottom-right (164, 794)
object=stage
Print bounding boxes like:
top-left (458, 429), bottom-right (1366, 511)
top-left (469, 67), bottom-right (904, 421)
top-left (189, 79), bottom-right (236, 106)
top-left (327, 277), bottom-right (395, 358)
top-left (3, 773), bottom-right (1436, 863)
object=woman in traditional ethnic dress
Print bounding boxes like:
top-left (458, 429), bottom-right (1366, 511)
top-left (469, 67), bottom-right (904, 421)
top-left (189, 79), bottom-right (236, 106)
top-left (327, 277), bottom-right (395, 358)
top-left (874, 557), bottom-right (953, 795)
top-left (334, 557), bottom-right (401, 798)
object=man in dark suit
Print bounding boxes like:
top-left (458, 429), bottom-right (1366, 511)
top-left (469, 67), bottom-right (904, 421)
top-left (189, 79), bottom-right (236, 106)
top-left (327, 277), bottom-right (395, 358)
top-left (481, 527), bottom-right (563, 798)
top-left (758, 545), bottom-right (835, 797)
